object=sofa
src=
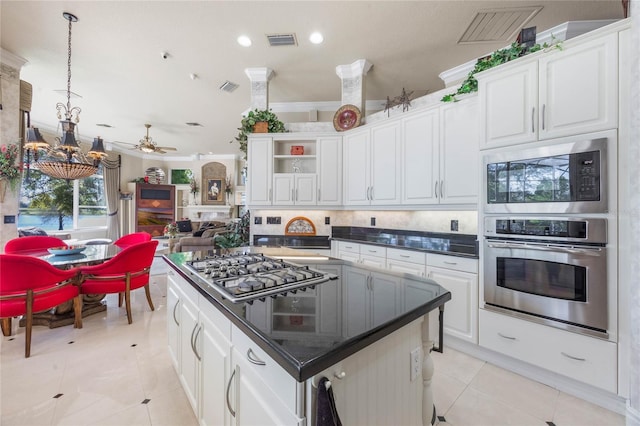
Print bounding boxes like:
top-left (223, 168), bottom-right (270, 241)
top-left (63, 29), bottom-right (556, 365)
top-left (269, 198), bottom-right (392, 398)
top-left (18, 227), bottom-right (71, 241)
top-left (173, 221), bottom-right (230, 252)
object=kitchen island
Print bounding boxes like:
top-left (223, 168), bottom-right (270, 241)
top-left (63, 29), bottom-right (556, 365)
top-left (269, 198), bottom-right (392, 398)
top-left (163, 247), bottom-right (451, 425)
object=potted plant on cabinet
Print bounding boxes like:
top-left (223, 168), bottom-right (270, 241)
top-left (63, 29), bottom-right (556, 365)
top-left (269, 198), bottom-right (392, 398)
top-left (234, 109), bottom-right (286, 159)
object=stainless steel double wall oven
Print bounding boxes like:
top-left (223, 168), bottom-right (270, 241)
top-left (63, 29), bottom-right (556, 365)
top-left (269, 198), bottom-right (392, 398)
top-left (482, 130), bottom-right (616, 338)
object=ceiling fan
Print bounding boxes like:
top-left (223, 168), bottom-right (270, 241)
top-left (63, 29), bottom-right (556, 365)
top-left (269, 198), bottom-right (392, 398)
top-left (116, 124), bottom-right (178, 154)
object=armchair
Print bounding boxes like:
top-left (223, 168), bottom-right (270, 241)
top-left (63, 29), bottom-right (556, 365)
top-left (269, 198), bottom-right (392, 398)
top-left (173, 221), bottom-right (230, 252)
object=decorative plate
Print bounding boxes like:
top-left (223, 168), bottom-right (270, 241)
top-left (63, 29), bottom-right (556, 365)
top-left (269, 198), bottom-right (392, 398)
top-left (285, 217), bottom-right (316, 236)
top-left (47, 246), bottom-right (86, 256)
top-left (333, 104), bottom-right (362, 132)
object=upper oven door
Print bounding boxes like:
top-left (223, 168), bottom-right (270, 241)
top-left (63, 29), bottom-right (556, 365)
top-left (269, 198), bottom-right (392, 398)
top-left (483, 133), bottom-right (612, 214)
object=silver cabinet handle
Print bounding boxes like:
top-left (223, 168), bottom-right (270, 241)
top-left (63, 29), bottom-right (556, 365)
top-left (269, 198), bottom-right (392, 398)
top-left (318, 188), bottom-right (320, 200)
top-left (440, 180), bottom-right (444, 198)
top-left (190, 323), bottom-right (199, 357)
top-left (296, 188), bottom-right (299, 201)
top-left (498, 332), bottom-right (517, 340)
top-left (531, 107), bottom-right (535, 133)
top-left (247, 348), bottom-right (266, 366)
top-left (268, 188), bottom-right (272, 202)
top-left (193, 326), bottom-right (202, 361)
top-left (435, 181), bottom-right (438, 198)
top-left (226, 368), bottom-right (236, 417)
top-left (370, 186), bottom-right (374, 200)
top-left (561, 352), bottom-right (586, 362)
top-left (542, 104), bottom-right (546, 130)
top-left (172, 300), bottom-right (180, 326)
top-left (443, 261), bottom-right (458, 265)
top-left (400, 254), bottom-right (410, 258)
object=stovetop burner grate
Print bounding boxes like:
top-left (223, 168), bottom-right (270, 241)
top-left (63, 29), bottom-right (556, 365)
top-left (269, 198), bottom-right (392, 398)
top-left (185, 252), bottom-right (335, 303)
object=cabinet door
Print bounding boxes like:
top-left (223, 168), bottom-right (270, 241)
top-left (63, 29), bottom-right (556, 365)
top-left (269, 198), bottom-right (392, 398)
top-left (317, 137), bottom-right (342, 205)
top-left (199, 311), bottom-right (231, 426)
top-left (439, 97), bottom-right (480, 205)
top-left (402, 109), bottom-right (439, 204)
top-left (370, 121), bottom-right (402, 204)
top-left (370, 273), bottom-right (399, 328)
top-left (167, 277), bottom-right (181, 371)
top-left (247, 137), bottom-right (273, 205)
top-left (272, 174), bottom-right (294, 205)
top-left (478, 61), bottom-right (538, 148)
top-left (343, 129), bottom-right (371, 205)
top-left (427, 266), bottom-right (477, 343)
top-left (179, 292), bottom-right (200, 413)
top-left (386, 258), bottom-right (425, 277)
top-left (232, 350), bottom-right (303, 426)
top-left (539, 33), bottom-right (618, 140)
top-left (294, 174), bottom-right (317, 205)
top-left (343, 267), bottom-right (369, 338)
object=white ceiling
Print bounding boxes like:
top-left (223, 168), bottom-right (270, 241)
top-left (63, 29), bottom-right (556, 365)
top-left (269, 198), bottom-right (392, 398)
top-left (1, 1), bottom-right (624, 158)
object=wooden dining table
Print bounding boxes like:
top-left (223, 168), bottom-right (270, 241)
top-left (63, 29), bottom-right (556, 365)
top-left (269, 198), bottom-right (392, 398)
top-left (4, 244), bottom-right (123, 333)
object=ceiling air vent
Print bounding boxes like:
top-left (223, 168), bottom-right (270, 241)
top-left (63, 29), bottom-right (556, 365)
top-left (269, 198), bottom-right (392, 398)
top-left (266, 33), bottom-right (297, 47)
top-left (459, 6), bottom-right (542, 44)
top-left (219, 80), bottom-right (239, 93)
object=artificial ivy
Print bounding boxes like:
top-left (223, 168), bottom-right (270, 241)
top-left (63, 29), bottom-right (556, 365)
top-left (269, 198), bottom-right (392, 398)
top-left (234, 109), bottom-right (286, 159)
top-left (441, 40), bottom-right (562, 102)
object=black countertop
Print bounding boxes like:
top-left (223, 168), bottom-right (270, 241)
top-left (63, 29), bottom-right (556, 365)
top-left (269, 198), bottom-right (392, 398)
top-left (163, 247), bottom-right (451, 382)
top-left (253, 234), bottom-right (331, 249)
top-left (331, 226), bottom-right (479, 258)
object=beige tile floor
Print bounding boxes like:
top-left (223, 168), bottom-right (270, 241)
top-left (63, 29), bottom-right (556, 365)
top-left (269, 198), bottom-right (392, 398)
top-left (1, 274), bottom-right (626, 426)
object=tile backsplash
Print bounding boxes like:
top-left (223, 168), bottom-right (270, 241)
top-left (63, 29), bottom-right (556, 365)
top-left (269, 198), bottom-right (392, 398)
top-left (250, 209), bottom-right (478, 237)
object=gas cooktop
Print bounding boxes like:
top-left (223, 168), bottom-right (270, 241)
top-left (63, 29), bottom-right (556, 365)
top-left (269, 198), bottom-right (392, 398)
top-left (185, 252), bottom-right (335, 303)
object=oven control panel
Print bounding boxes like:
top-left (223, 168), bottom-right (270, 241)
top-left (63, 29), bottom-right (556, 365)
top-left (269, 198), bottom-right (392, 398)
top-left (484, 217), bottom-right (607, 244)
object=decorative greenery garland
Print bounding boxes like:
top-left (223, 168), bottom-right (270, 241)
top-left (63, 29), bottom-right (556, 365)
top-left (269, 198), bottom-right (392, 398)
top-left (441, 40), bottom-right (562, 102)
top-left (234, 109), bottom-right (286, 159)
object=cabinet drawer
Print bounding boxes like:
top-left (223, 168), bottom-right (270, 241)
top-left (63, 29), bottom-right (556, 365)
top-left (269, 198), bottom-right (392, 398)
top-left (360, 244), bottom-right (386, 257)
top-left (337, 241), bottom-right (360, 254)
top-left (427, 253), bottom-right (477, 274)
top-left (387, 247), bottom-right (426, 264)
top-left (231, 325), bottom-right (298, 410)
top-left (479, 309), bottom-right (617, 393)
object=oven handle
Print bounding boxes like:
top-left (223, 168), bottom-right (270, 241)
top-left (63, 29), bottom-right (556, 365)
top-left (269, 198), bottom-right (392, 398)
top-left (486, 240), bottom-right (603, 256)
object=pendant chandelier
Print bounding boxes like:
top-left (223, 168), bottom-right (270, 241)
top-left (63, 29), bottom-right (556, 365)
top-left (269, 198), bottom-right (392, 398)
top-left (23, 12), bottom-right (107, 180)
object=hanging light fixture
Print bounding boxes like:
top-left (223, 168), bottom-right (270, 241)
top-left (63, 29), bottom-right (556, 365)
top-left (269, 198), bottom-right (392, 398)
top-left (24, 12), bottom-right (107, 180)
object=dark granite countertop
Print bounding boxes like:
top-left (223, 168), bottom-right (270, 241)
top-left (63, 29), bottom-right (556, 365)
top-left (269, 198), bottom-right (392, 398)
top-left (163, 246), bottom-right (451, 382)
top-left (331, 226), bottom-right (479, 258)
top-left (253, 235), bottom-right (330, 249)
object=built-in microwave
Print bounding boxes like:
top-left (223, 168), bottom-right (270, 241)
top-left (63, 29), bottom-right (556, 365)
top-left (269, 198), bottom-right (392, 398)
top-left (483, 131), bottom-right (615, 214)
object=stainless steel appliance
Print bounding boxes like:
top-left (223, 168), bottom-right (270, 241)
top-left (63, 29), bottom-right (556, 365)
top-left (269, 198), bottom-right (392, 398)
top-left (185, 252), bottom-right (335, 303)
top-left (483, 216), bottom-right (608, 337)
top-left (483, 132), bottom-right (613, 214)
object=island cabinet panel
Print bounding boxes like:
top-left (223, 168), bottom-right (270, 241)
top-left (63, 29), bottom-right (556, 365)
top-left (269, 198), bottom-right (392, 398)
top-left (167, 271), bottom-right (232, 426)
top-left (478, 31), bottom-right (618, 149)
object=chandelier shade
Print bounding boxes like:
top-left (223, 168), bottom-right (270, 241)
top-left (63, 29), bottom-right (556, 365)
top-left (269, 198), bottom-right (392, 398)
top-left (22, 12), bottom-right (107, 181)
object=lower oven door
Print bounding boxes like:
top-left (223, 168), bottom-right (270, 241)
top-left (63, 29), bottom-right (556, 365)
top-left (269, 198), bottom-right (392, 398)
top-left (484, 239), bottom-right (607, 333)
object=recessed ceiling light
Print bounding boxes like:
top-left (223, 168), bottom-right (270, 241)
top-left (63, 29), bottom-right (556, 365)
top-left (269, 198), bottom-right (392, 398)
top-left (237, 35), bottom-right (252, 47)
top-left (309, 32), bottom-right (324, 44)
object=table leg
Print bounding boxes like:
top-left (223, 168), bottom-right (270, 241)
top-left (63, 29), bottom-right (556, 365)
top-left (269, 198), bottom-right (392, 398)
top-left (1, 318), bottom-right (11, 336)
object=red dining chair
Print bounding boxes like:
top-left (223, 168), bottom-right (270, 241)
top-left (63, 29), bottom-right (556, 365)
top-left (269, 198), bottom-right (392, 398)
top-left (113, 232), bottom-right (152, 248)
top-left (4, 235), bottom-right (67, 254)
top-left (0, 254), bottom-right (82, 358)
top-left (78, 240), bottom-right (158, 324)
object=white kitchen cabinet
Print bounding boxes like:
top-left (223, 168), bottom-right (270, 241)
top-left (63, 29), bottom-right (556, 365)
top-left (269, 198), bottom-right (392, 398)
top-left (479, 309), bottom-right (617, 393)
top-left (229, 326), bottom-right (304, 426)
top-left (478, 32), bottom-right (618, 149)
top-left (343, 121), bottom-right (401, 205)
top-left (342, 266), bottom-right (400, 338)
top-left (386, 247), bottom-right (427, 277)
top-left (168, 271), bottom-right (232, 426)
top-left (439, 97), bottom-right (480, 204)
top-left (316, 137), bottom-right (342, 205)
top-left (335, 241), bottom-right (386, 269)
top-left (426, 254), bottom-right (478, 344)
top-left (272, 173), bottom-right (317, 205)
top-left (247, 136), bottom-right (273, 204)
top-left (401, 108), bottom-right (440, 205)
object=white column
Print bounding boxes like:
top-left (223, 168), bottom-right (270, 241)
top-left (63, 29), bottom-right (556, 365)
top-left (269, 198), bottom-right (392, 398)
top-left (0, 48), bottom-right (27, 252)
top-left (627, 1), bottom-right (640, 424)
top-left (335, 59), bottom-right (373, 115)
top-left (244, 67), bottom-right (274, 111)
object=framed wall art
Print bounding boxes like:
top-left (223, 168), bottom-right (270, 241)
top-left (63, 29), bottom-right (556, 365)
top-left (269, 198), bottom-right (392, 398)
top-left (201, 161), bottom-right (227, 205)
top-left (170, 169), bottom-right (193, 185)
